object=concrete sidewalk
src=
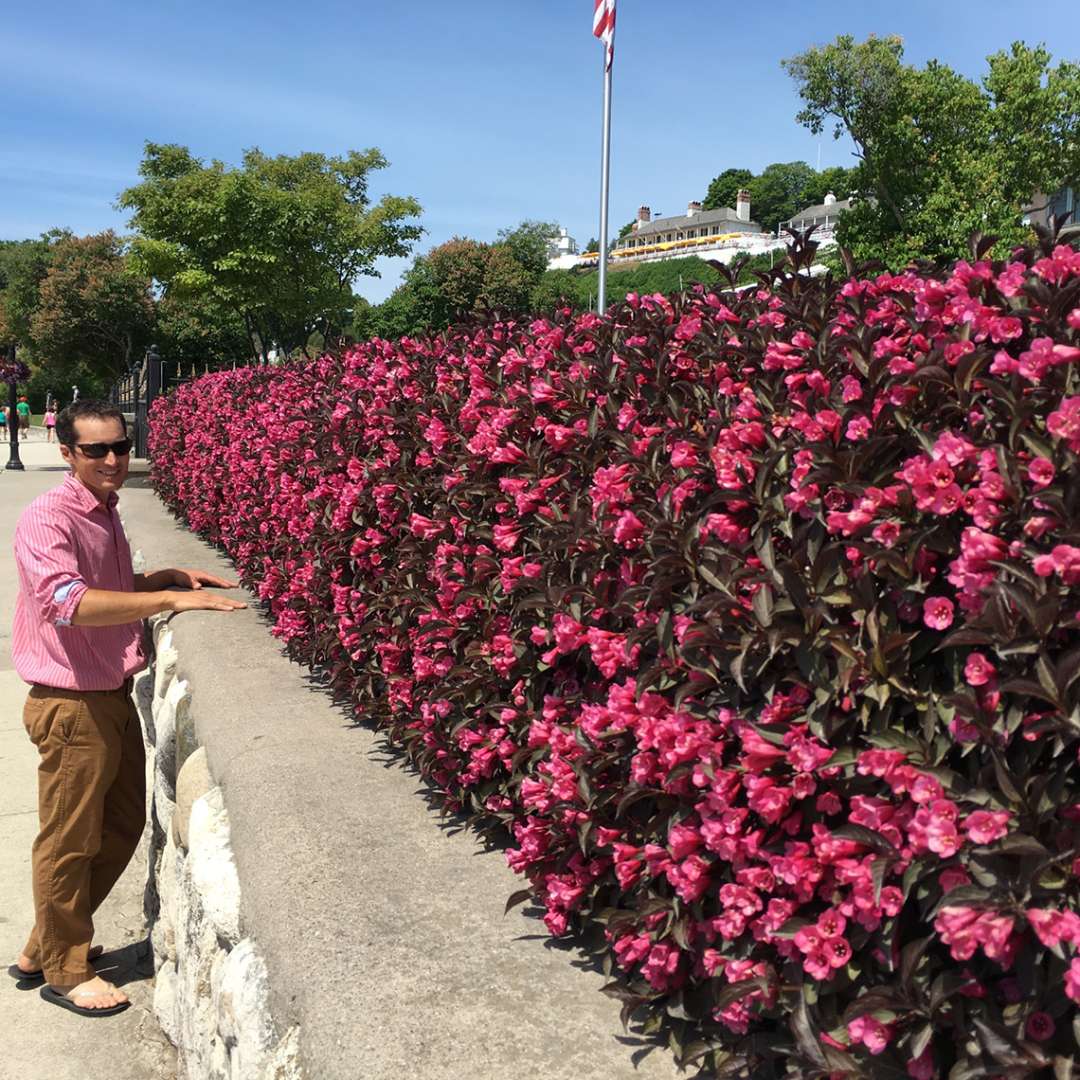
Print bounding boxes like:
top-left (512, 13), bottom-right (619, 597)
top-left (0, 436), bottom-right (175, 1080)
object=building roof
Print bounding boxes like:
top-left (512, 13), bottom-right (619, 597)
top-left (787, 197), bottom-right (853, 225)
top-left (629, 205), bottom-right (760, 240)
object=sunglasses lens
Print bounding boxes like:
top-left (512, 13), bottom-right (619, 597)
top-left (79, 440), bottom-right (132, 458)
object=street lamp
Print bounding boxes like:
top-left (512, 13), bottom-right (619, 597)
top-left (2, 344), bottom-right (29, 472)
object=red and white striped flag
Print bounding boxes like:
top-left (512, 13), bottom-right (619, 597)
top-left (593, 0), bottom-right (616, 71)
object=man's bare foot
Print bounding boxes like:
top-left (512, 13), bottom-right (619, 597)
top-left (51, 975), bottom-right (129, 1010)
top-left (14, 944), bottom-right (104, 976)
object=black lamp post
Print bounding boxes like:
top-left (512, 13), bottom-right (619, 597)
top-left (3, 344), bottom-right (28, 473)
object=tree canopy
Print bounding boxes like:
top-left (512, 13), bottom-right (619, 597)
top-left (783, 36), bottom-right (1080, 263)
top-left (30, 231), bottom-right (155, 379)
top-left (702, 168), bottom-right (754, 214)
top-left (359, 220), bottom-right (557, 339)
top-left (119, 143), bottom-right (423, 359)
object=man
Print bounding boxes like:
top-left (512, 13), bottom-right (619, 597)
top-left (7, 400), bottom-right (246, 1017)
top-left (16, 395), bottom-right (31, 436)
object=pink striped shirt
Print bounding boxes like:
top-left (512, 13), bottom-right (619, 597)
top-left (12, 473), bottom-right (147, 690)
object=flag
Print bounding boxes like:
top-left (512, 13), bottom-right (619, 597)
top-left (593, 0), bottom-right (615, 71)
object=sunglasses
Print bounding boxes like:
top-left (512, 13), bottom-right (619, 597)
top-left (74, 439), bottom-right (133, 459)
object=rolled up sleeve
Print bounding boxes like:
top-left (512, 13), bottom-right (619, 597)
top-left (14, 508), bottom-right (88, 627)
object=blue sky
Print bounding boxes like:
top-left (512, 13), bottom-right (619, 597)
top-left (2, 0), bottom-right (1076, 302)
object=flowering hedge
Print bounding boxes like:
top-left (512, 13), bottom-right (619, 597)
top-left (150, 236), bottom-right (1080, 1079)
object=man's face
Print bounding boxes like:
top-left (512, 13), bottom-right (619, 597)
top-left (60, 416), bottom-right (130, 502)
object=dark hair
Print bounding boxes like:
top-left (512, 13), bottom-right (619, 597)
top-left (56, 400), bottom-right (127, 448)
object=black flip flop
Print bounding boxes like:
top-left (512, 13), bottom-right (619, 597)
top-left (40, 984), bottom-right (130, 1017)
top-left (7, 963), bottom-right (44, 985)
top-left (7, 945), bottom-right (104, 984)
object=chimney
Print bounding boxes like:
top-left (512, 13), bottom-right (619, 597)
top-left (632, 205), bottom-right (650, 233)
top-left (824, 192), bottom-right (837, 206)
top-left (736, 189), bottom-right (751, 223)
top-left (687, 200), bottom-right (702, 217)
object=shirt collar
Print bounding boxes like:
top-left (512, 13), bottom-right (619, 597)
top-left (62, 472), bottom-right (119, 514)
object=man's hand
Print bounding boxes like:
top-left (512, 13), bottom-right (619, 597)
top-left (170, 568), bottom-right (240, 590)
top-left (167, 591), bottom-right (247, 614)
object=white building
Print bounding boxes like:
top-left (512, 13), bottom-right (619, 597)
top-left (779, 192), bottom-right (851, 241)
top-left (593, 191), bottom-right (787, 267)
top-left (545, 226), bottom-right (581, 270)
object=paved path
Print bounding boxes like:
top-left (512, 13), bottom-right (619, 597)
top-left (0, 435), bottom-right (175, 1080)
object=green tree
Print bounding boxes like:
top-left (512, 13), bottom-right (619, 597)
top-left (584, 237), bottom-right (600, 253)
top-left (783, 36), bottom-right (1080, 264)
top-left (155, 289), bottom-right (250, 369)
top-left (748, 161), bottom-right (817, 233)
top-left (703, 168), bottom-right (754, 212)
top-left (119, 143), bottom-right (423, 360)
top-left (799, 165), bottom-right (856, 209)
top-left (30, 231), bottom-right (155, 380)
top-left (496, 220), bottom-right (558, 279)
top-left (426, 238), bottom-right (490, 316)
top-left (362, 221), bottom-right (561, 338)
top-left (0, 234), bottom-right (60, 345)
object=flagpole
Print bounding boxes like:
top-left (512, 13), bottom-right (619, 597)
top-left (597, 49), bottom-right (613, 314)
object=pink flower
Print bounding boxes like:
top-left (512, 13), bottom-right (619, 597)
top-left (962, 810), bottom-right (1009, 845)
top-left (907, 1047), bottom-right (936, 1080)
top-left (939, 867), bottom-right (971, 893)
top-left (845, 415), bottom-right (871, 441)
top-left (922, 596), bottom-right (955, 630)
top-left (1066, 958), bottom-right (1080, 1004)
top-left (872, 520), bottom-right (900, 547)
top-left (492, 523), bottom-right (522, 552)
top-left (1027, 457), bottom-right (1055, 488)
top-left (612, 510), bottom-right (645, 549)
top-left (1026, 908), bottom-right (1080, 949)
top-left (543, 424), bottom-right (577, 450)
top-left (847, 1014), bottom-right (892, 1055)
top-left (670, 441), bottom-right (699, 469)
top-left (963, 652), bottom-right (995, 686)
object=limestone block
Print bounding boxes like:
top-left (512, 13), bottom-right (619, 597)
top-left (210, 948), bottom-right (229, 1024)
top-left (153, 630), bottom-right (178, 704)
top-left (188, 786), bottom-right (242, 944)
top-left (207, 1036), bottom-right (230, 1080)
top-left (176, 877), bottom-right (223, 1076)
top-left (133, 668), bottom-right (155, 735)
top-left (154, 677), bottom-right (190, 806)
top-left (154, 828), bottom-right (181, 966)
top-left (216, 940), bottom-right (277, 1080)
top-left (155, 782), bottom-right (177, 844)
top-left (153, 957), bottom-right (179, 1045)
top-left (260, 1028), bottom-right (303, 1080)
top-left (175, 687), bottom-right (199, 776)
top-left (176, 747), bottom-right (212, 852)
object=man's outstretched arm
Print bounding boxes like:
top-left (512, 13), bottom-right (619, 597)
top-left (73, 588), bottom-right (247, 627)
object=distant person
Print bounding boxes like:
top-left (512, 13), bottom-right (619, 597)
top-left (16, 396), bottom-right (31, 437)
top-left (8, 400), bottom-right (247, 1017)
top-left (43, 405), bottom-right (57, 442)
top-left (0, 404), bottom-right (7, 432)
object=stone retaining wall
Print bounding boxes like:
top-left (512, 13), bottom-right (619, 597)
top-left (137, 609), bottom-right (303, 1080)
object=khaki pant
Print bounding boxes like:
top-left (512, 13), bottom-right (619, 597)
top-left (21, 683), bottom-right (145, 986)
